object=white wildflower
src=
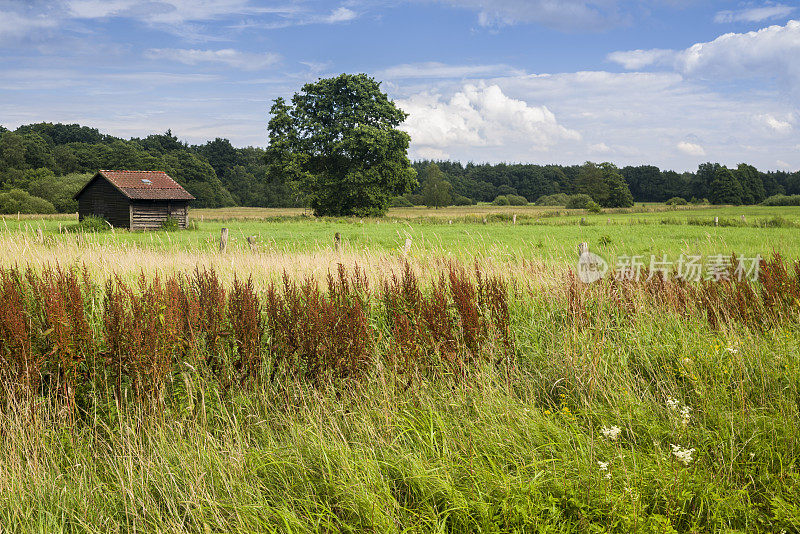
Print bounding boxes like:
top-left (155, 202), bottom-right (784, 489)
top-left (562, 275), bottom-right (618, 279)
top-left (597, 461), bottom-right (612, 479)
top-left (670, 444), bottom-right (696, 466)
top-left (680, 405), bottom-right (692, 426)
top-left (600, 425), bottom-right (622, 441)
top-left (666, 396), bottom-right (680, 410)
top-left (726, 347), bottom-right (738, 354)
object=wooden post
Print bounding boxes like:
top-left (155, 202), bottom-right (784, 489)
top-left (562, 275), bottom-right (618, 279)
top-left (580, 217), bottom-right (586, 225)
top-left (578, 242), bottom-right (589, 257)
top-left (449, 220), bottom-right (452, 225)
top-left (512, 214), bottom-right (517, 225)
top-left (714, 216), bottom-right (719, 227)
top-left (247, 235), bottom-right (257, 252)
top-left (482, 217), bottom-right (487, 225)
top-left (607, 218), bottom-right (611, 224)
top-left (740, 215), bottom-right (746, 223)
top-left (334, 232), bottom-right (341, 253)
top-left (219, 228), bottom-right (228, 253)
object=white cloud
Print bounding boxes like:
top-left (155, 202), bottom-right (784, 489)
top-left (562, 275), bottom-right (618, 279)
top-left (432, 0), bottom-right (623, 31)
top-left (415, 147), bottom-right (451, 160)
top-left (608, 19), bottom-right (800, 88)
top-left (677, 141), bottom-right (706, 156)
top-left (714, 4), bottom-right (796, 24)
top-left (376, 62), bottom-right (523, 79)
top-left (145, 48), bottom-right (280, 70)
top-left (776, 159), bottom-right (792, 169)
top-left (324, 6), bottom-right (357, 23)
top-left (398, 83), bottom-right (581, 158)
top-left (0, 9), bottom-right (58, 41)
top-left (758, 113), bottom-right (793, 133)
top-left (589, 142), bottom-right (611, 153)
top-left (606, 49), bottom-right (673, 70)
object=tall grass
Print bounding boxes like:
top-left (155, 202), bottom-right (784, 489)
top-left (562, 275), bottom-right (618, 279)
top-left (0, 257), bottom-right (799, 532)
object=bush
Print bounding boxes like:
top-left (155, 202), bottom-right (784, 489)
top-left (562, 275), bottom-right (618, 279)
top-left (666, 197), bottom-right (688, 206)
top-left (452, 194), bottom-right (474, 206)
top-left (390, 196), bottom-right (414, 208)
top-left (64, 215), bottom-right (111, 233)
top-left (0, 189), bottom-right (56, 214)
top-left (762, 194), bottom-right (800, 206)
top-left (565, 194), bottom-right (594, 209)
top-left (407, 193), bottom-right (425, 206)
top-left (535, 193), bottom-right (569, 206)
top-left (586, 201), bottom-right (602, 214)
top-left (492, 195), bottom-right (510, 206)
top-left (159, 216), bottom-right (180, 231)
top-left (27, 172), bottom-right (92, 213)
top-left (506, 194), bottom-right (528, 206)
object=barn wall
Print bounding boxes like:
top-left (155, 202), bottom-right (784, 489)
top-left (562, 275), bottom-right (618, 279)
top-left (131, 201), bottom-right (188, 230)
top-left (76, 178), bottom-right (131, 228)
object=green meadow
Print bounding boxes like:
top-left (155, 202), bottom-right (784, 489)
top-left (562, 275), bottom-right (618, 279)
top-left (0, 204), bottom-right (799, 533)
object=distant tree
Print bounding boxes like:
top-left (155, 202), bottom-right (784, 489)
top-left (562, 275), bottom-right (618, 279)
top-left (266, 73), bottom-right (417, 217)
top-left (603, 169), bottom-right (634, 208)
top-left (735, 163), bottom-right (765, 204)
top-left (420, 163), bottom-right (452, 208)
top-left (709, 167), bottom-right (744, 205)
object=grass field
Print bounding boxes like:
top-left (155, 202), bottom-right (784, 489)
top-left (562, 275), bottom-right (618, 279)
top-left (1, 204), bottom-right (799, 532)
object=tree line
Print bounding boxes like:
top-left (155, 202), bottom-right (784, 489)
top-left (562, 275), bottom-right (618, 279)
top-left (2, 121), bottom-right (799, 215)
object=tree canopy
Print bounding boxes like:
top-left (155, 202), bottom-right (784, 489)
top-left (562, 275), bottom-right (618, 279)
top-left (266, 73), bottom-right (417, 217)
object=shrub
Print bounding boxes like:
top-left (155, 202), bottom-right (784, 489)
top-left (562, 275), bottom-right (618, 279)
top-left (565, 194), bottom-right (594, 209)
top-left (666, 197), bottom-right (688, 206)
top-left (535, 193), bottom-right (569, 206)
top-left (492, 195), bottom-right (510, 206)
top-left (762, 194), bottom-right (800, 206)
top-left (390, 196), bottom-right (414, 207)
top-left (452, 194), bottom-right (474, 206)
top-left (0, 189), bottom-right (56, 214)
top-left (506, 194), bottom-right (528, 206)
top-left (159, 216), bottom-right (180, 231)
top-left (586, 201), bottom-right (602, 214)
top-left (64, 215), bottom-right (111, 233)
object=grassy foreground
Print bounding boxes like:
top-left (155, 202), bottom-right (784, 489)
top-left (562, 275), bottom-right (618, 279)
top-left (0, 251), bottom-right (799, 532)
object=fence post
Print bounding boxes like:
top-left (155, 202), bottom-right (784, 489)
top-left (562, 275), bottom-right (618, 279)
top-left (219, 227), bottom-right (228, 253)
top-left (403, 237), bottom-right (412, 255)
top-left (247, 235), bottom-right (257, 252)
top-left (334, 232), bottom-right (341, 253)
top-left (578, 242), bottom-right (590, 257)
top-left (740, 215), bottom-right (746, 224)
top-left (714, 216), bottom-right (719, 227)
top-left (512, 214), bottom-right (517, 225)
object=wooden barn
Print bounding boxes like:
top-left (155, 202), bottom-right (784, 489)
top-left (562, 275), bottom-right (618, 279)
top-left (74, 170), bottom-right (195, 230)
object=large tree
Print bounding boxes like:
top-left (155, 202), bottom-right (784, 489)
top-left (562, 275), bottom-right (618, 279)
top-left (420, 163), bottom-right (452, 208)
top-left (266, 73), bottom-right (417, 217)
top-left (709, 166), bottom-right (744, 205)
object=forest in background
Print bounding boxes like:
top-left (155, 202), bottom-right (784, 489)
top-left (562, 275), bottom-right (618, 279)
top-left (1, 122), bottom-right (799, 214)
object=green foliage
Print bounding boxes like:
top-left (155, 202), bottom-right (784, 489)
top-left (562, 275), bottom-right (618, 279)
top-left (64, 215), bottom-right (111, 232)
top-left (710, 166), bottom-right (744, 205)
top-left (763, 194), bottom-right (800, 206)
top-left (492, 195), bottom-right (510, 206)
top-left (420, 163), bottom-right (452, 208)
top-left (390, 196), bottom-right (414, 207)
top-left (666, 196), bottom-right (688, 206)
top-left (0, 189), bottom-right (55, 214)
top-left (586, 200), bottom-right (602, 213)
top-left (452, 194), bottom-right (474, 206)
top-left (26, 172), bottom-right (90, 213)
top-left (266, 74), bottom-right (417, 217)
top-left (505, 194), bottom-right (528, 206)
top-left (565, 194), bottom-right (594, 209)
top-left (159, 216), bottom-right (180, 231)
top-left (535, 193), bottom-right (569, 206)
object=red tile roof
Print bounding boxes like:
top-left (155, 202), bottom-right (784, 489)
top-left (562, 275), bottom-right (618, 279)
top-left (75, 170), bottom-right (195, 201)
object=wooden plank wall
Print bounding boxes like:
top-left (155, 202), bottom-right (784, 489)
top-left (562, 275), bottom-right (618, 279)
top-left (77, 178), bottom-right (131, 228)
top-left (131, 201), bottom-right (189, 230)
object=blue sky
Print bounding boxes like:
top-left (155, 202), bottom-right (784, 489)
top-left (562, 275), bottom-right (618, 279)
top-left (1, 0), bottom-right (799, 171)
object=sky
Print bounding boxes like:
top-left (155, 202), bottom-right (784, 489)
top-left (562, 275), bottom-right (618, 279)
top-left (1, 0), bottom-right (799, 171)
